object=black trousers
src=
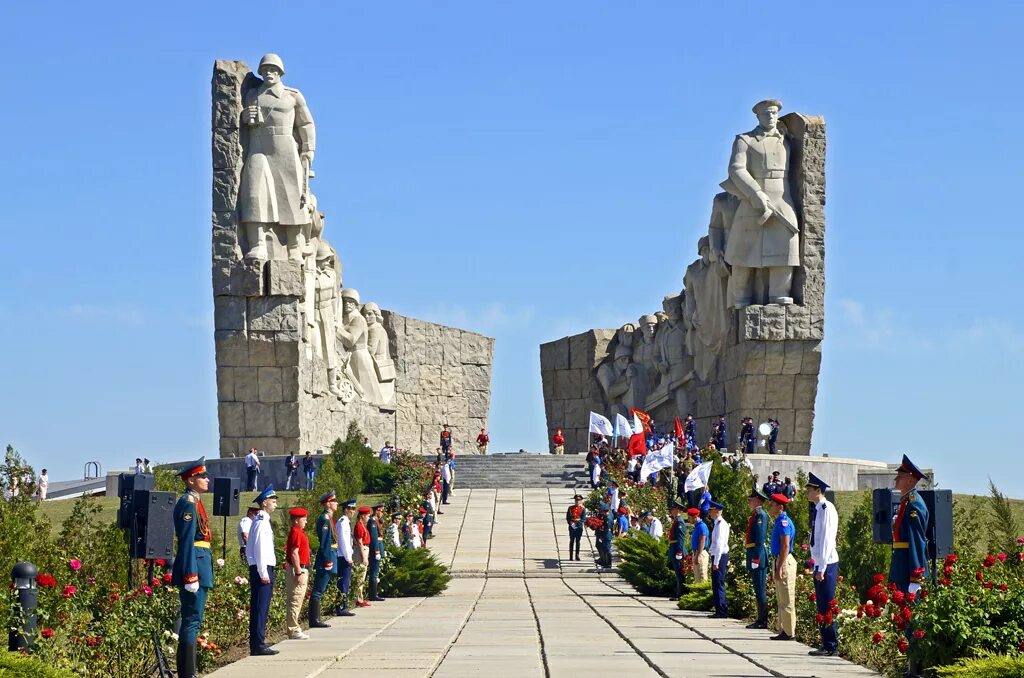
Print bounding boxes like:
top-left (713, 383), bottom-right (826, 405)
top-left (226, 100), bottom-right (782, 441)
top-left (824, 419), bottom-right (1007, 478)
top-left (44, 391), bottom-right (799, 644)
top-left (248, 565), bottom-right (274, 651)
top-left (568, 527), bottom-right (582, 558)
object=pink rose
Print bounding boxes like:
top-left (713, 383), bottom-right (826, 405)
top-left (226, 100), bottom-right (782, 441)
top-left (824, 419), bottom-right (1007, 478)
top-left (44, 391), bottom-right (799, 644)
top-left (68, 559), bottom-right (82, 572)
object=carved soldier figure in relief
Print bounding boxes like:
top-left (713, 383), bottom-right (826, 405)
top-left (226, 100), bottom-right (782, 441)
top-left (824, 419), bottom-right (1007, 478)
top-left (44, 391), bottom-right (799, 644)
top-left (239, 54), bottom-right (316, 262)
top-left (362, 302), bottom-right (396, 406)
top-left (596, 324), bottom-right (636, 418)
top-left (684, 236), bottom-right (730, 382)
top-left (337, 289), bottom-right (384, 406)
top-left (650, 292), bottom-right (694, 414)
top-left (720, 99), bottom-right (799, 307)
top-left (630, 314), bottom-right (660, 408)
top-left (312, 242), bottom-right (343, 397)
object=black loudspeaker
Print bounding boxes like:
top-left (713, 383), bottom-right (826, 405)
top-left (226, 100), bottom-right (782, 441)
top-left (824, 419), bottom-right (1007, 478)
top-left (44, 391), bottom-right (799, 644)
top-left (131, 490), bottom-right (175, 559)
top-left (920, 489), bottom-right (954, 560)
top-left (117, 473), bottom-right (154, 529)
top-left (213, 477), bottom-right (241, 517)
top-left (872, 488), bottom-right (899, 544)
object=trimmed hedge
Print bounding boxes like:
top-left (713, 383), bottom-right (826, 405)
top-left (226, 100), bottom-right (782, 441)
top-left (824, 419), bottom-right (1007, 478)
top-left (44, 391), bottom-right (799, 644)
top-left (0, 652), bottom-right (76, 678)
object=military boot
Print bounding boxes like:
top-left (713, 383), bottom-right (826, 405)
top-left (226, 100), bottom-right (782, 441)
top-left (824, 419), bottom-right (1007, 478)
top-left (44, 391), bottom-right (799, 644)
top-left (309, 599), bottom-right (330, 628)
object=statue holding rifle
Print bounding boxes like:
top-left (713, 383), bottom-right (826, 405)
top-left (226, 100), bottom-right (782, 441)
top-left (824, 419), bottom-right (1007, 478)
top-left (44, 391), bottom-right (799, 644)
top-left (719, 98), bottom-right (800, 307)
top-left (238, 53), bottom-right (316, 261)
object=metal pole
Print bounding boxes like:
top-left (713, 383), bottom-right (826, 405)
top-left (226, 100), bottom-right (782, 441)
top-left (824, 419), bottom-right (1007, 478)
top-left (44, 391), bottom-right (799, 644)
top-left (223, 515), bottom-right (228, 562)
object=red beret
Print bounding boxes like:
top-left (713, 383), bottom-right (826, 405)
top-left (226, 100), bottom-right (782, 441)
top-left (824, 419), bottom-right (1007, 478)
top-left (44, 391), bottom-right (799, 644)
top-left (357, 506), bottom-right (372, 515)
top-left (686, 508), bottom-right (701, 516)
top-left (618, 506), bottom-right (629, 515)
top-left (770, 493), bottom-right (790, 505)
top-left (288, 508), bottom-right (308, 518)
top-left (418, 507), bottom-right (427, 514)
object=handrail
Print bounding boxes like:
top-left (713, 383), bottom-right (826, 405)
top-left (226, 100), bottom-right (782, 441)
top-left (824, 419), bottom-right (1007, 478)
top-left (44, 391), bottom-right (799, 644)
top-left (83, 461), bottom-right (101, 480)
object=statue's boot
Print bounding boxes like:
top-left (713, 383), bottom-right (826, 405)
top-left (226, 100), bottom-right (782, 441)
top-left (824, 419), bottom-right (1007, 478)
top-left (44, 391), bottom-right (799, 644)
top-left (327, 369), bottom-right (343, 397)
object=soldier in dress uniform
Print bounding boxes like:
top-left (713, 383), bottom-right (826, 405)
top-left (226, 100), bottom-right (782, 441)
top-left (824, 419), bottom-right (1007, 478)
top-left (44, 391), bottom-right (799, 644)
top-left (890, 455), bottom-right (929, 678)
top-left (668, 498), bottom-right (689, 599)
top-left (740, 417), bottom-right (757, 455)
top-left (593, 502), bottom-right (613, 569)
top-left (566, 494), bottom-right (586, 561)
top-left (713, 415), bottom-right (728, 451)
top-left (708, 500), bottom-right (731, 618)
top-left (171, 457), bottom-right (212, 678)
top-left (368, 502), bottom-right (386, 601)
top-left (309, 490), bottom-right (338, 628)
top-left (767, 493), bottom-right (796, 641)
top-left (335, 499), bottom-right (357, 616)
top-left (688, 507), bottom-right (709, 583)
top-left (246, 485), bottom-right (279, 656)
top-left (806, 473), bottom-right (840, 657)
top-left (745, 487), bottom-right (770, 629)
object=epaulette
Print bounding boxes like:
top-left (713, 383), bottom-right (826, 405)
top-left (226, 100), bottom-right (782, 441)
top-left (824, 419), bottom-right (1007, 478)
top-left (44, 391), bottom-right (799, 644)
top-left (186, 494), bottom-right (196, 504)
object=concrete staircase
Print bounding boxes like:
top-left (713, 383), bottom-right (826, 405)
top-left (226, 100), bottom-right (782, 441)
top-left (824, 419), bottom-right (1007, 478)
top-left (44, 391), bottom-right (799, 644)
top-left (446, 454), bottom-right (590, 489)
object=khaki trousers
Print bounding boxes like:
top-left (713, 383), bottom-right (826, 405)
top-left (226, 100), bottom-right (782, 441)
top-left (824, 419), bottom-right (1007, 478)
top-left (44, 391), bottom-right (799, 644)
top-left (285, 568), bottom-right (309, 634)
top-left (352, 563), bottom-right (367, 602)
top-left (775, 553), bottom-right (797, 636)
top-left (554, 445), bottom-right (565, 455)
top-left (692, 550), bottom-right (709, 583)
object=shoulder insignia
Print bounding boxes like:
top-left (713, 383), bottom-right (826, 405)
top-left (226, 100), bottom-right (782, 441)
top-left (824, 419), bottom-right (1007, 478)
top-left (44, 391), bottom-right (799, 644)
top-left (183, 513), bottom-right (193, 521)
top-left (780, 519), bottom-right (788, 527)
top-left (910, 511), bottom-right (919, 518)
top-left (186, 494), bottom-right (196, 503)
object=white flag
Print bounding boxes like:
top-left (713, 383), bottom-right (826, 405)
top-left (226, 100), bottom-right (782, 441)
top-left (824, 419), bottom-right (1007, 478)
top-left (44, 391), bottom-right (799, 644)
top-left (614, 413), bottom-right (633, 438)
top-left (588, 411), bottom-right (614, 437)
top-left (684, 461), bottom-right (714, 492)
top-left (632, 412), bottom-right (644, 434)
top-left (639, 443), bottom-right (675, 482)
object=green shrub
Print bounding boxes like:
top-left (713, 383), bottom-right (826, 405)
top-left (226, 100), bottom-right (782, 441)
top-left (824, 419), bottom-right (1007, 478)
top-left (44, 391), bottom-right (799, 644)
top-left (0, 653), bottom-right (75, 678)
top-left (615, 531), bottom-right (674, 596)
top-left (934, 652), bottom-right (1024, 678)
top-left (678, 581), bottom-right (713, 611)
top-left (379, 546), bottom-right (451, 597)
top-left (364, 459), bottom-right (396, 494)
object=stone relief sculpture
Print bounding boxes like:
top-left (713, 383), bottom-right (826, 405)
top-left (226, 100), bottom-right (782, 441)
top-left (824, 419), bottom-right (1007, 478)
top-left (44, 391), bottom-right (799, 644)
top-left (630, 314), bottom-right (660, 408)
top-left (719, 98), bottom-right (799, 307)
top-left (362, 302), bottom-right (396, 407)
top-left (336, 288), bottom-right (384, 406)
top-left (649, 292), bottom-right (694, 413)
top-left (596, 324), bottom-right (636, 417)
top-left (239, 53), bottom-right (316, 261)
top-left (683, 235), bottom-right (730, 381)
top-left (312, 241), bottom-right (344, 398)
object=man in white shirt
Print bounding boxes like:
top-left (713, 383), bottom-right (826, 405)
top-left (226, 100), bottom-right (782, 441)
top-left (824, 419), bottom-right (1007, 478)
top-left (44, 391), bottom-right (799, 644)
top-left (708, 500), bottom-right (731, 618)
top-left (35, 469), bottom-right (48, 501)
top-left (245, 448), bottom-right (261, 491)
top-left (641, 511), bottom-right (664, 540)
top-left (379, 441), bottom-right (394, 465)
top-left (237, 507), bottom-right (259, 560)
top-left (246, 486), bottom-right (279, 655)
top-left (806, 472), bottom-right (840, 657)
top-left (440, 461), bottom-right (452, 505)
top-left (334, 499), bottom-right (357, 616)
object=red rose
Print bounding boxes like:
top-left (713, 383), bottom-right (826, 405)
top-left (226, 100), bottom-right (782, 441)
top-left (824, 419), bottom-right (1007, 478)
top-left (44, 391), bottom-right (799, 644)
top-left (897, 638), bottom-right (909, 654)
top-left (920, 590), bottom-right (928, 599)
top-left (872, 632), bottom-right (884, 644)
top-left (913, 629), bottom-right (925, 640)
top-left (1000, 584), bottom-right (1009, 592)
top-left (983, 554), bottom-right (996, 568)
top-left (62, 585), bottom-right (77, 599)
top-left (893, 590), bottom-right (905, 605)
top-left (155, 559), bottom-right (166, 567)
top-left (162, 573), bottom-right (173, 583)
top-left (824, 611), bottom-right (833, 625)
top-left (815, 613), bottom-right (824, 624)
top-left (109, 593), bottom-right (120, 601)
top-left (856, 606), bottom-right (864, 618)
top-left (976, 572), bottom-right (985, 582)
top-left (809, 592), bottom-right (816, 602)
top-left (37, 574), bottom-right (57, 588)
top-left (901, 606), bottom-right (913, 621)
top-left (40, 628), bottom-right (54, 639)
top-left (1017, 537), bottom-right (1024, 545)
top-left (944, 565), bottom-right (953, 576)
top-left (984, 582), bottom-right (994, 589)
top-left (940, 577), bottom-right (951, 587)
top-left (872, 573), bottom-right (885, 584)
top-left (906, 591), bottom-right (916, 602)
top-left (997, 553), bottom-right (1007, 562)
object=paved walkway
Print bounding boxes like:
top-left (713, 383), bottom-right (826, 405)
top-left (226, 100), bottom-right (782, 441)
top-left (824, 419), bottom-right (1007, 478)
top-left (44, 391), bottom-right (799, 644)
top-left (208, 489), bottom-right (878, 678)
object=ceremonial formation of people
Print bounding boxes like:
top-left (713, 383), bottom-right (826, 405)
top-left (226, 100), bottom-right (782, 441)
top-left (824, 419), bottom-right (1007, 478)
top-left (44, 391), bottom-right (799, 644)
top-left (572, 426), bottom-right (931, 661)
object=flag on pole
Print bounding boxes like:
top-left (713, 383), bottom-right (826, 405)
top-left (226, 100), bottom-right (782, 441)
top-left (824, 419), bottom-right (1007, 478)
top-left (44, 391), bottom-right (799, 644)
top-left (614, 413), bottom-right (633, 439)
top-left (630, 408), bottom-right (652, 433)
top-left (627, 432), bottom-right (646, 457)
top-left (639, 443), bottom-right (675, 482)
top-left (588, 411), bottom-right (614, 437)
top-left (684, 461), bottom-right (714, 492)
top-left (673, 417), bottom-right (684, 443)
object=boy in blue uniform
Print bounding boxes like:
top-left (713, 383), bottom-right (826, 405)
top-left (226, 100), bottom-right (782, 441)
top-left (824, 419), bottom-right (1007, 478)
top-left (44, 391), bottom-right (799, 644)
top-left (890, 454), bottom-right (929, 678)
top-left (309, 490), bottom-right (338, 628)
top-left (688, 507), bottom-right (709, 583)
top-left (172, 457), bottom-right (212, 678)
top-left (767, 493), bottom-right (796, 640)
top-left (667, 499), bottom-right (688, 598)
top-left (368, 503), bottom-right (386, 601)
top-left (744, 487), bottom-right (769, 629)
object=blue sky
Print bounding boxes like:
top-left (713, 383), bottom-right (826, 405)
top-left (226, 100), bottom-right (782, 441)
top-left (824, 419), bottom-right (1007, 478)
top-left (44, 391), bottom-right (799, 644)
top-left (1, 3), bottom-right (1021, 495)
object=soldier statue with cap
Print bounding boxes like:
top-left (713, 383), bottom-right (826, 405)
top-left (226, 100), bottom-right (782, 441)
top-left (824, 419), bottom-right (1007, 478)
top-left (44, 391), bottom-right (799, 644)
top-left (891, 455), bottom-right (930, 678)
top-left (309, 490), bottom-right (339, 628)
top-left (239, 53), bottom-right (316, 261)
top-left (246, 485), bottom-right (280, 655)
top-left (171, 457), bottom-right (213, 678)
top-left (720, 98), bottom-right (800, 307)
top-left (337, 287), bottom-right (384, 404)
top-left (744, 487), bottom-right (770, 629)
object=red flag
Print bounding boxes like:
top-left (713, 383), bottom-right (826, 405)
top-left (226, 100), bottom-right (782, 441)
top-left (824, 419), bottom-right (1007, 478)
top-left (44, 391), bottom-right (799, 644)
top-left (630, 408), bottom-right (652, 433)
top-left (627, 432), bottom-right (646, 457)
top-left (674, 417), bottom-right (684, 443)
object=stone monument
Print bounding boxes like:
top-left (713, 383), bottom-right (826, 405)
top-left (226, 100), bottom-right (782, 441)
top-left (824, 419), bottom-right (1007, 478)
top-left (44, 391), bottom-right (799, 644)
top-left (541, 101), bottom-right (825, 454)
top-left (213, 56), bottom-right (495, 455)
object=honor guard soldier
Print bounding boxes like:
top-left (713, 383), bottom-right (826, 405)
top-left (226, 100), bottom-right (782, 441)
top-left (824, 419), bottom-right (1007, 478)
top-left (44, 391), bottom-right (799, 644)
top-left (668, 498), bottom-right (689, 598)
top-left (368, 502), bottom-right (386, 601)
top-left (172, 457), bottom-right (212, 678)
top-left (335, 499), bottom-right (357, 616)
top-left (593, 502), bottom-right (613, 569)
top-left (708, 500), bottom-right (730, 617)
top-left (566, 494), bottom-right (586, 561)
top-left (806, 473), bottom-right (840, 657)
top-left (745, 487), bottom-right (770, 629)
top-left (309, 490), bottom-right (338, 629)
top-left (713, 415), bottom-right (728, 450)
top-left (891, 455), bottom-right (929, 678)
top-left (284, 508), bottom-right (311, 639)
top-left (740, 417), bottom-right (756, 455)
top-left (767, 493), bottom-right (796, 641)
top-left (246, 485), bottom-right (279, 656)
top-left (688, 508), bottom-right (709, 583)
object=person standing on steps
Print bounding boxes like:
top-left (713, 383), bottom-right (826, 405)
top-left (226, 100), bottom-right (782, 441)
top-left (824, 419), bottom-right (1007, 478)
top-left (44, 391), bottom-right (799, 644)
top-left (667, 499), bottom-right (688, 599)
top-left (806, 473), bottom-right (839, 657)
top-left (688, 507), bottom-right (709, 583)
top-left (768, 493), bottom-right (796, 641)
top-left (708, 500), bottom-right (730, 618)
top-left (335, 499), bottom-right (357, 617)
top-left (552, 428), bottom-right (565, 455)
top-left (745, 487), bottom-right (770, 630)
top-left (309, 491), bottom-right (338, 629)
top-left (566, 494), bottom-right (586, 561)
top-left (439, 423), bottom-right (452, 456)
top-left (171, 457), bottom-right (213, 678)
top-left (246, 485), bottom-right (279, 656)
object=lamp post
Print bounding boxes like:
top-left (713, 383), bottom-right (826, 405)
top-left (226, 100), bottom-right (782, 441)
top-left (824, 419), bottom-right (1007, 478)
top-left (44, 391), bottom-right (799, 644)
top-left (10, 561), bottom-right (38, 651)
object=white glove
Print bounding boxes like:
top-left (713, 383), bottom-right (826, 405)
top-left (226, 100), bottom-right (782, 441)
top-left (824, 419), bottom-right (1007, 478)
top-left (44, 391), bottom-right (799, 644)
top-left (675, 553), bottom-right (683, 560)
top-left (751, 561), bottom-right (759, 569)
top-left (908, 583), bottom-right (921, 595)
top-left (184, 582), bottom-right (199, 594)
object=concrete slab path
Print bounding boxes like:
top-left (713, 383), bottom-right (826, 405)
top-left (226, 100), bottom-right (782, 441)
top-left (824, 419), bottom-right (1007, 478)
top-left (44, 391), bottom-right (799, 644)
top-left (207, 488), bottom-right (878, 678)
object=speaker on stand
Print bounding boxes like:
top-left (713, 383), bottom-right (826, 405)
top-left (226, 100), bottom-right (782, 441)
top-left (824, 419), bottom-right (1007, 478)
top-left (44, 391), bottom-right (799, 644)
top-left (213, 477), bottom-right (241, 561)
